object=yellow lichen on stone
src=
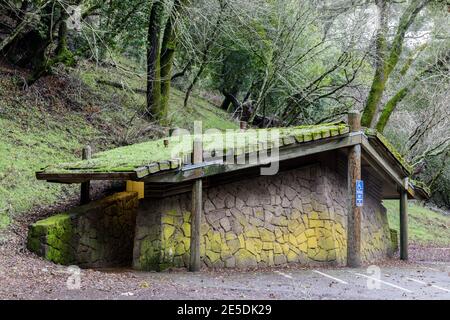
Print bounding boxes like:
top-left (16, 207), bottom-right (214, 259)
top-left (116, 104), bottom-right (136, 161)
top-left (305, 229), bottom-right (315, 238)
top-left (309, 219), bottom-right (324, 228)
top-left (260, 229), bottom-right (276, 242)
top-left (307, 237), bottom-right (317, 248)
top-left (299, 242), bottom-right (308, 253)
top-left (163, 225), bottom-right (175, 240)
top-left (296, 232), bottom-right (307, 244)
top-left (274, 243), bottom-right (283, 254)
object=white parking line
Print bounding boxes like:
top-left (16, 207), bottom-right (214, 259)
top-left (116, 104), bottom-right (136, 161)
top-left (354, 273), bottom-right (413, 293)
top-left (419, 266), bottom-right (440, 272)
top-left (407, 277), bottom-right (450, 293)
top-left (406, 277), bottom-right (426, 285)
top-left (431, 285), bottom-right (450, 293)
top-left (274, 271), bottom-right (293, 279)
top-left (313, 270), bottom-right (348, 285)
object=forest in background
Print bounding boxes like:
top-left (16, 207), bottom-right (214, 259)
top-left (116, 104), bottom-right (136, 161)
top-left (0, 0), bottom-right (449, 213)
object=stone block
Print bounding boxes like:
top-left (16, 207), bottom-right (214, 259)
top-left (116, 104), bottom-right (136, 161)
top-left (284, 186), bottom-right (297, 201)
top-left (259, 229), bottom-right (276, 242)
top-left (274, 254), bottom-right (287, 265)
top-left (235, 249), bottom-right (257, 268)
top-left (219, 218), bottom-right (231, 232)
top-left (28, 192), bottom-right (138, 268)
top-left (307, 237), bottom-right (317, 249)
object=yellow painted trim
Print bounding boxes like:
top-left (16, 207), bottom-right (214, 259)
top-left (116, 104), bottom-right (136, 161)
top-left (126, 181), bottom-right (145, 199)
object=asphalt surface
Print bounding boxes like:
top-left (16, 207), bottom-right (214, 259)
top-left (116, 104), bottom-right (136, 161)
top-left (4, 261), bottom-right (448, 300)
top-left (132, 262), bottom-right (450, 300)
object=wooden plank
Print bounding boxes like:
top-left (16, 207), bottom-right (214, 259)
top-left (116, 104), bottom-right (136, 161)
top-left (36, 171), bottom-right (137, 183)
top-left (348, 111), bottom-right (361, 132)
top-left (361, 137), bottom-right (409, 193)
top-left (189, 138), bottom-right (203, 272)
top-left (347, 111), bottom-right (362, 268)
top-left (135, 166), bottom-right (150, 179)
top-left (80, 146), bottom-right (92, 205)
top-left (400, 187), bottom-right (408, 260)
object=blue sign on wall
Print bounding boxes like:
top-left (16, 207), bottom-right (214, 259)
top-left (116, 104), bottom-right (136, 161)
top-left (356, 180), bottom-right (364, 207)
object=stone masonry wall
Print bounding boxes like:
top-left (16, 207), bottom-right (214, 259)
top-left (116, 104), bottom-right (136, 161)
top-left (28, 192), bottom-right (138, 268)
top-left (133, 163), bottom-right (393, 271)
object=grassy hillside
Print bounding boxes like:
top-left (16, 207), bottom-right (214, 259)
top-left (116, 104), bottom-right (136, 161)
top-left (0, 60), bottom-right (237, 231)
top-left (384, 200), bottom-right (450, 247)
top-left (79, 60), bottom-right (237, 131)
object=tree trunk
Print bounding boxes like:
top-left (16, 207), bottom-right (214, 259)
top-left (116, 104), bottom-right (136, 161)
top-left (361, 0), bottom-right (430, 128)
top-left (183, 63), bottom-right (206, 109)
top-left (55, 10), bottom-right (75, 66)
top-left (27, 3), bottom-right (78, 85)
top-left (361, 0), bottom-right (388, 128)
top-left (160, 0), bottom-right (188, 120)
top-left (375, 87), bottom-right (409, 132)
top-left (220, 94), bottom-right (232, 111)
top-left (146, 0), bottom-right (165, 121)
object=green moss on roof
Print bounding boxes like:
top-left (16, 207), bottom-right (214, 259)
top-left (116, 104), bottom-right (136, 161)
top-left (410, 179), bottom-right (431, 197)
top-left (40, 122), bottom-right (349, 176)
top-left (365, 128), bottom-right (413, 174)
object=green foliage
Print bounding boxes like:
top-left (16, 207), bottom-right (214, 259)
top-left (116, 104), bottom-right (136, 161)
top-left (385, 200), bottom-right (450, 246)
top-left (214, 49), bottom-right (257, 97)
top-left (0, 58), bottom-right (238, 231)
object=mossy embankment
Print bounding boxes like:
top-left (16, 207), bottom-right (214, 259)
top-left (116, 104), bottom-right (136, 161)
top-left (384, 200), bottom-right (450, 247)
top-left (0, 59), bottom-right (237, 232)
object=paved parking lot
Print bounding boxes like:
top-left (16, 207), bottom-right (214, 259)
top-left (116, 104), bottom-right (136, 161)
top-left (138, 262), bottom-right (450, 300)
top-left (2, 245), bottom-right (449, 300)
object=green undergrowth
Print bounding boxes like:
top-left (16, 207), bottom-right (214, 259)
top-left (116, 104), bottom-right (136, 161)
top-left (0, 58), bottom-right (238, 231)
top-left (0, 101), bottom-right (95, 229)
top-left (384, 200), bottom-right (450, 247)
top-left (79, 61), bottom-right (238, 132)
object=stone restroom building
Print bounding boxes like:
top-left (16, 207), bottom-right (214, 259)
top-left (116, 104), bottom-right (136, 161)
top-left (31, 113), bottom-right (429, 271)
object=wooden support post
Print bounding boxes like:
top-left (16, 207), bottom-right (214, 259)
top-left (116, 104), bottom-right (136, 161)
top-left (189, 138), bottom-right (203, 272)
top-left (240, 121), bottom-right (248, 131)
top-left (400, 187), bottom-right (408, 260)
top-left (80, 146), bottom-right (92, 205)
top-left (347, 111), bottom-right (362, 268)
top-left (348, 111), bottom-right (361, 132)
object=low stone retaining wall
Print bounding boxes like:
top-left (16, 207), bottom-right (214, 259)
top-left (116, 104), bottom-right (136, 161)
top-left (133, 164), bottom-right (393, 271)
top-left (27, 192), bottom-right (138, 268)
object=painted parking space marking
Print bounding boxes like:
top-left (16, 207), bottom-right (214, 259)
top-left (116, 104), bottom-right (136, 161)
top-left (313, 270), bottom-right (348, 285)
top-left (431, 285), bottom-right (450, 293)
top-left (274, 271), bottom-right (293, 279)
top-left (419, 266), bottom-right (440, 272)
top-left (406, 277), bottom-right (450, 293)
top-left (353, 272), bottom-right (413, 293)
top-left (406, 277), bottom-right (427, 285)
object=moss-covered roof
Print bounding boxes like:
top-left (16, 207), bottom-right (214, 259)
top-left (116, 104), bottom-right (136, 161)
top-left (37, 122), bottom-right (414, 184)
top-left (410, 179), bottom-right (431, 199)
top-left (364, 128), bottom-right (413, 175)
top-left (39, 122), bottom-right (349, 178)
